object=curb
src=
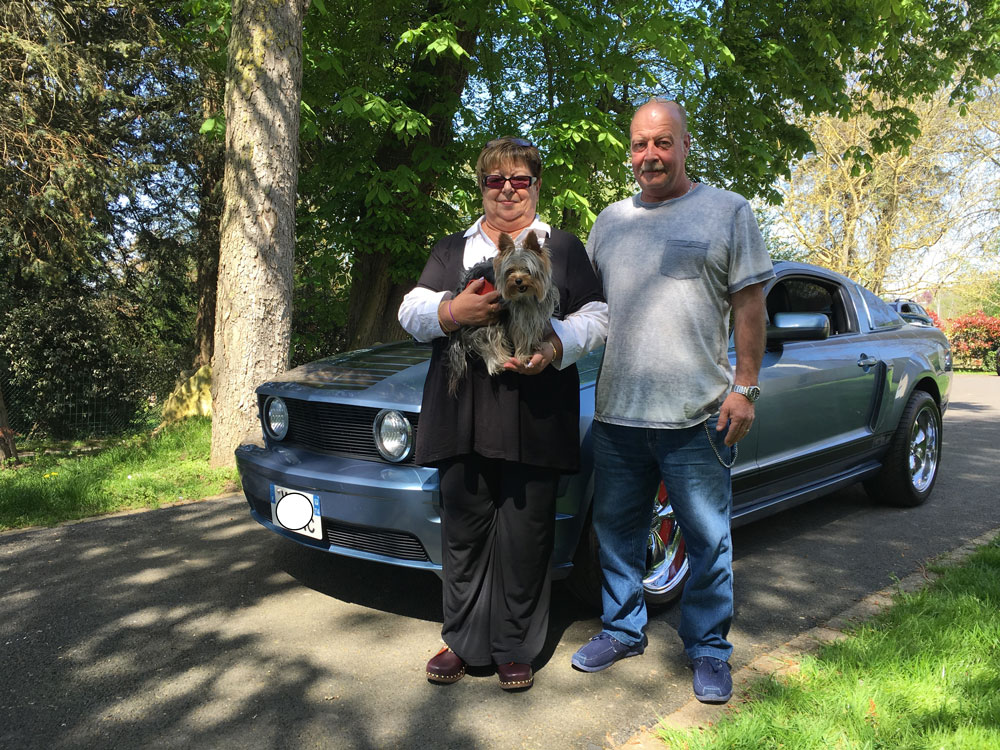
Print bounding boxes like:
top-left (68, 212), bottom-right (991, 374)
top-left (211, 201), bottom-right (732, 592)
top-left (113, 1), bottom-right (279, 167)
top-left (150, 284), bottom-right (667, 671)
top-left (613, 525), bottom-right (1000, 749)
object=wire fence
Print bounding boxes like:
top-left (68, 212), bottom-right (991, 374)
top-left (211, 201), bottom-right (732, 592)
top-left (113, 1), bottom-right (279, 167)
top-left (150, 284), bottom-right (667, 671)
top-left (0, 379), bottom-right (152, 444)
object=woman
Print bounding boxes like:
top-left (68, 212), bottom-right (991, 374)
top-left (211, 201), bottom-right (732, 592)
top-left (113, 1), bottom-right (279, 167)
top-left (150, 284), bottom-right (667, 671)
top-left (398, 137), bottom-right (607, 690)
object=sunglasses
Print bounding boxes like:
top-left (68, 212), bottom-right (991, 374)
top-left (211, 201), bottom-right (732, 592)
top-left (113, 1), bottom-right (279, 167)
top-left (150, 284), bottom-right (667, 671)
top-left (482, 174), bottom-right (538, 190)
top-left (486, 137), bottom-right (535, 148)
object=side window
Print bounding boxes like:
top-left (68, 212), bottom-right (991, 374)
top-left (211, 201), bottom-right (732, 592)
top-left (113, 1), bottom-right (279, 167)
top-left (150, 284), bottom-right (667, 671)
top-left (860, 287), bottom-right (901, 329)
top-left (766, 277), bottom-right (854, 335)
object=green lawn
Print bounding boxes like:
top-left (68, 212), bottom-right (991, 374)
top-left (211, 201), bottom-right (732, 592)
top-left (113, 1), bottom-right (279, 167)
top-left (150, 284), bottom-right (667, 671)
top-left (0, 417), bottom-right (239, 531)
top-left (658, 538), bottom-right (1000, 749)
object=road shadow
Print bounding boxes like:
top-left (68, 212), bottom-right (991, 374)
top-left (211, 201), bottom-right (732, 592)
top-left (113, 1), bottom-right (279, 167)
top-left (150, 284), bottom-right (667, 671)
top-left (273, 537), bottom-right (443, 623)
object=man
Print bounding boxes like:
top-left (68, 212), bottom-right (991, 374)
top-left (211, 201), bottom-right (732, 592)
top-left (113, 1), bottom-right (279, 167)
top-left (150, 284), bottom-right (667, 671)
top-left (571, 99), bottom-right (773, 704)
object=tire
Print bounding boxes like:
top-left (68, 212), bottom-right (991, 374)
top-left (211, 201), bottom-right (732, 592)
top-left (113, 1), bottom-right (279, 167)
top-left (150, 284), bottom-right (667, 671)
top-left (864, 390), bottom-right (942, 507)
top-left (565, 484), bottom-right (689, 609)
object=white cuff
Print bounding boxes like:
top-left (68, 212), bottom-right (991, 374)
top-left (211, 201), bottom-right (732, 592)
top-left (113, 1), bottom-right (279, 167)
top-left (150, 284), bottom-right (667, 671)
top-left (398, 287), bottom-right (450, 342)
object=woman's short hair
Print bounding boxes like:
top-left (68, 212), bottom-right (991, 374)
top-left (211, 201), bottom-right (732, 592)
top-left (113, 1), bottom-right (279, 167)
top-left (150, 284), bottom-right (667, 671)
top-left (475, 137), bottom-right (542, 185)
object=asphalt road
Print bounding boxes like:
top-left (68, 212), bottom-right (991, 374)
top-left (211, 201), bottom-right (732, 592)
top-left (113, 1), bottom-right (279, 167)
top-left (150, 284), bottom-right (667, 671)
top-left (2, 374), bottom-right (998, 750)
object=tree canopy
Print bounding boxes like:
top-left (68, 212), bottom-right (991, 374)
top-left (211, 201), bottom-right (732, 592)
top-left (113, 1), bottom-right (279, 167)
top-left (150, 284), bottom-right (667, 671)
top-left (282, 0), bottom-right (1000, 353)
top-left (4, 0), bottom-right (1000, 444)
top-left (772, 84), bottom-right (1000, 296)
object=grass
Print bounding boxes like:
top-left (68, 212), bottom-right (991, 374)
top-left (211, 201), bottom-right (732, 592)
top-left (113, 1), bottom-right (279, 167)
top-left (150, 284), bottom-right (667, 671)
top-left (657, 538), bottom-right (1000, 750)
top-left (0, 417), bottom-right (240, 531)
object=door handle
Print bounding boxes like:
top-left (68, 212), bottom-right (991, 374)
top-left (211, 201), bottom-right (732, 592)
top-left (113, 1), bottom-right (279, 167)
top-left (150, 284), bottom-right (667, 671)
top-left (857, 354), bottom-right (878, 368)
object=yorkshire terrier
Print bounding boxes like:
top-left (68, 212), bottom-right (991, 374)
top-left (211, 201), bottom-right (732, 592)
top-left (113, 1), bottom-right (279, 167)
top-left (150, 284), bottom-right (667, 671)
top-left (446, 231), bottom-right (559, 394)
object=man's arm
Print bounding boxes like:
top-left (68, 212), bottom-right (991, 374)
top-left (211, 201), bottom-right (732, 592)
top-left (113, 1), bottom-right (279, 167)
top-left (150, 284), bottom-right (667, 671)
top-left (717, 281), bottom-right (767, 446)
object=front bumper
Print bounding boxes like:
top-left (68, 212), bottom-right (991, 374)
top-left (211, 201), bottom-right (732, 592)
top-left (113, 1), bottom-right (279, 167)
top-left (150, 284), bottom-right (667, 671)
top-left (236, 442), bottom-right (445, 573)
top-left (236, 441), bottom-right (591, 580)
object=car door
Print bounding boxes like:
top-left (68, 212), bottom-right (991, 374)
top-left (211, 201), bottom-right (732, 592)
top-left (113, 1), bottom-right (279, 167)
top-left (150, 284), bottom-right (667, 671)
top-left (737, 273), bottom-right (883, 508)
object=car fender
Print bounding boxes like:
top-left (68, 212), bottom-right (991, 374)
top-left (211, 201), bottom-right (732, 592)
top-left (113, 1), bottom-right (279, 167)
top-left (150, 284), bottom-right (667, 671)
top-left (869, 327), bottom-right (951, 438)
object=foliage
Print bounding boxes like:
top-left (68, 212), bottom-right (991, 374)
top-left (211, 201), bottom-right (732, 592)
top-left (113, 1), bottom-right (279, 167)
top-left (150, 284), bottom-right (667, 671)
top-left (945, 311), bottom-right (1000, 370)
top-left (769, 84), bottom-right (1000, 296)
top-left (658, 536), bottom-right (1000, 749)
top-left (0, 0), bottom-right (204, 291)
top-left (0, 296), bottom-right (162, 438)
top-left (4, 0), bottom-right (1000, 418)
top-left (927, 309), bottom-right (943, 329)
top-left (0, 417), bottom-right (238, 530)
top-left (1, 0), bottom-right (228, 438)
top-left (280, 0), bottom-right (1000, 350)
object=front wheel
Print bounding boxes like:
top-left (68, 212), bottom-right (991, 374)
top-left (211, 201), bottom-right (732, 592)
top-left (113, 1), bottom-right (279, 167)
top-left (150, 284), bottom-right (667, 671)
top-left (864, 390), bottom-right (942, 507)
top-left (565, 484), bottom-right (689, 609)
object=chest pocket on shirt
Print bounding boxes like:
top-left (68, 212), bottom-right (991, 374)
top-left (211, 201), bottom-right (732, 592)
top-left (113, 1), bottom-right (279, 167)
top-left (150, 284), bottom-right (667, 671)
top-left (660, 240), bottom-right (709, 280)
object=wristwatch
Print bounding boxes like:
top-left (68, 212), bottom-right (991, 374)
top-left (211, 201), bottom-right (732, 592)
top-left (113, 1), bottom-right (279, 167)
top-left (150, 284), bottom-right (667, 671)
top-left (732, 384), bottom-right (761, 403)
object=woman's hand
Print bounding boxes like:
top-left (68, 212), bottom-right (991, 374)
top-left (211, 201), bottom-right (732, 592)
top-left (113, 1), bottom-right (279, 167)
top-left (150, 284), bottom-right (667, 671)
top-left (446, 278), bottom-right (502, 328)
top-left (502, 339), bottom-right (560, 375)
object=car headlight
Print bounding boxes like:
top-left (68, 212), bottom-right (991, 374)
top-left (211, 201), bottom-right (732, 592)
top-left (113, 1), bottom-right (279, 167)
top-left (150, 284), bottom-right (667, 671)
top-left (373, 409), bottom-right (413, 462)
top-left (263, 396), bottom-right (289, 440)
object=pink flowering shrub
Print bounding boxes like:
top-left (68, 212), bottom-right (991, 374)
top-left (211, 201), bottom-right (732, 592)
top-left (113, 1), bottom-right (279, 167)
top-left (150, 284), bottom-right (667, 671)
top-left (945, 311), bottom-right (1000, 370)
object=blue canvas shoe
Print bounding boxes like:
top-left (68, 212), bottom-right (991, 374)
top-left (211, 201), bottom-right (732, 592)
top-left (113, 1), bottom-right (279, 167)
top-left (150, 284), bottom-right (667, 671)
top-left (571, 632), bottom-right (647, 672)
top-left (691, 656), bottom-right (732, 704)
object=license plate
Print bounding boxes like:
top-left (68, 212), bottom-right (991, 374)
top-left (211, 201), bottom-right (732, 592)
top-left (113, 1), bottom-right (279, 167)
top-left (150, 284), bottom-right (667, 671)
top-left (270, 484), bottom-right (323, 540)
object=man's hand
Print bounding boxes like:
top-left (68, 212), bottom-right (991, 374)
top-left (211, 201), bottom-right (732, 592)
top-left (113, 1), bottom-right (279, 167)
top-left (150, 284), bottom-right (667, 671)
top-left (721, 281), bottom-right (767, 446)
top-left (717, 391), bottom-right (754, 447)
top-left (449, 278), bottom-right (501, 326)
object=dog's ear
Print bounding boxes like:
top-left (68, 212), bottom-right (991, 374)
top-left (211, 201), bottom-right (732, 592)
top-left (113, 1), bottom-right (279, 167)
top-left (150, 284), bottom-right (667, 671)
top-left (522, 231), bottom-right (542, 254)
top-left (497, 233), bottom-right (515, 254)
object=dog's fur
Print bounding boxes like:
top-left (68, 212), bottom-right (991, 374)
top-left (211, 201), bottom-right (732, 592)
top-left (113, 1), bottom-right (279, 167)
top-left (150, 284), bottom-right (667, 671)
top-left (446, 232), bottom-right (559, 394)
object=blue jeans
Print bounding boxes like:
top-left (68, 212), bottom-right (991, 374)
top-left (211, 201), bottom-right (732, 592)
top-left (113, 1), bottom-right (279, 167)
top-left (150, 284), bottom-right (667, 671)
top-left (591, 418), bottom-right (734, 662)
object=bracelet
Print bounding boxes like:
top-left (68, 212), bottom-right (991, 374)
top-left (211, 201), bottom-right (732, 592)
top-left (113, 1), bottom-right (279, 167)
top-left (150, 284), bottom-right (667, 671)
top-left (441, 300), bottom-right (462, 331)
top-left (548, 338), bottom-right (560, 362)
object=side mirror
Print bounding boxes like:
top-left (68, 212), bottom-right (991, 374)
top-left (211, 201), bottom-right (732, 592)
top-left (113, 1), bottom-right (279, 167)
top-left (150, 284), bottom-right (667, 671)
top-left (766, 312), bottom-right (831, 344)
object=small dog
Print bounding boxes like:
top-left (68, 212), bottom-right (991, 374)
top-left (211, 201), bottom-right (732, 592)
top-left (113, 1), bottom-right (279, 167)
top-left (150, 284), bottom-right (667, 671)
top-left (446, 231), bottom-right (559, 394)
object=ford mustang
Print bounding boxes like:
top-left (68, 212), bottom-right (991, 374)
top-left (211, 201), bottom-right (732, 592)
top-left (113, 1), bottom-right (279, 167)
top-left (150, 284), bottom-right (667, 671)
top-left (235, 261), bottom-right (952, 606)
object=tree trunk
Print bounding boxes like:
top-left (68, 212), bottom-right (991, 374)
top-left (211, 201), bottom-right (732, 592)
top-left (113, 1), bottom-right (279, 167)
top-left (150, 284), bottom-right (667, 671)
top-left (0, 385), bottom-right (18, 465)
top-left (193, 87), bottom-right (225, 370)
top-left (210, 0), bottom-right (309, 468)
top-left (345, 252), bottom-right (411, 349)
top-left (193, 138), bottom-right (222, 369)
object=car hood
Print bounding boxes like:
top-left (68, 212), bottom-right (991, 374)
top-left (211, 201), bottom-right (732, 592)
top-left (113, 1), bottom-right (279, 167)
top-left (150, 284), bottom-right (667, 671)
top-left (256, 340), bottom-right (432, 411)
top-left (256, 339), bottom-right (605, 413)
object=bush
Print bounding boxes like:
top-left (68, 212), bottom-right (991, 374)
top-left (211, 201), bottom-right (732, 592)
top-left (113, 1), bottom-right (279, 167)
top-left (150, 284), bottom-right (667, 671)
top-left (945, 310), bottom-right (1000, 371)
top-left (0, 296), bottom-right (153, 438)
top-left (985, 347), bottom-right (999, 376)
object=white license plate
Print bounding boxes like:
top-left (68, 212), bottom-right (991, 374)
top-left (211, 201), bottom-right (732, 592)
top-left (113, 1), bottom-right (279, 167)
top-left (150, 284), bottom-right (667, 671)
top-left (270, 484), bottom-right (323, 540)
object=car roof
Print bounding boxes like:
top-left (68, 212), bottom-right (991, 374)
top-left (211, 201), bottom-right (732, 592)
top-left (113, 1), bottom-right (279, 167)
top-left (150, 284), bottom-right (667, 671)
top-left (771, 260), bottom-right (858, 288)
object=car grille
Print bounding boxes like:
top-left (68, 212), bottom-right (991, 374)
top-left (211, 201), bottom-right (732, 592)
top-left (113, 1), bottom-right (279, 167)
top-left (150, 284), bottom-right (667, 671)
top-left (326, 520), bottom-right (430, 562)
top-left (280, 399), bottom-right (420, 464)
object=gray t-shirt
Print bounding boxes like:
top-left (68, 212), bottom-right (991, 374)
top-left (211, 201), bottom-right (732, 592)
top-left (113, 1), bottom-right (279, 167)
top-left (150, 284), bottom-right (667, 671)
top-left (587, 185), bottom-right (774, 428)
